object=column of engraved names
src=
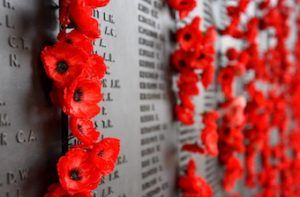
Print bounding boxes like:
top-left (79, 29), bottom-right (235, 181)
top-left (92, 10), bottom-right (128, 197)
top-left (138, 0), bottom-right (170, 196)
top-left (0, 1), bottom-right (36, 196)
top-left (95, 9), bottom-right (130, 197)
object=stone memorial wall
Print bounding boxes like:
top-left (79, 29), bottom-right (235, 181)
top-left (0, 0), bottom-right (268, 196)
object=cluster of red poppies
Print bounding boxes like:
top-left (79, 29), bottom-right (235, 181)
top-left (41, 0), bottom-right (120, 196)
top-left (250, 1), bottom-right (300, 196)
top-left (218, 48), bottom-right (248, 99)
top-left (218, 97), bottom-right (246, 193)
top-left (244, 82), bottom-right (269, 188)
top-left (169, 0), bottom-right (300, 196)
top-left (171, 16), bottom-right (216, 126)
top-left (216, 0), bottom-right (300, 196)
top-left (217, 0), bottom-right (257, 195)
top-left (168, 0), bottom-right (216, 196)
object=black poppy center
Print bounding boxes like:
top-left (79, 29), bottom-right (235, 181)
top-left (179, 60), bottom-right (186, 67)
top-left (67, 20), bottom-right (76, 29)
top-left (97, 149), bottom-right (105, 157)
top-left (73, 88), bottom-right (83, 102)
top-left (66, 38), bottom-right (73, 44)
top-left (197, 54), bottom-right (206, 60)
top-left (180, 1), bottom-right (188, 6)
top-left (69, 169), bottom-right (82, 181)
top-left (184, 33), bottom-right (192, 41)
top-left (223, 74), bottom-right (230, 81)
top-left (77, 124), bottom-right (83, 133)
top-left (56, 61), bottom-right (69, 74)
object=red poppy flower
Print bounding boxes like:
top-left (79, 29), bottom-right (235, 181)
top-left (226, 48), bottom-right (239, 61)
top-left (245, 18), bottom-right (259, 43)
top-left (175, 105), bottom-right (194, 125)
top-left (83, 54), bottom-right (107, 80)
top-left (90, 138), bottom-right (120, 175)
top-left (204, 26), bottom-right (217, 43)
top-left (221, 18), bottom-right (244, 38)
top-left (201, 128), bottom-right (219, 157)
top-left (250, 90), bottom-right (267, 108)
top-left (176, 17), bottom-right (202, 51)
top-left (201, 111), bottom-right (219, 156)
top-left (189, 48), bottom-right (214, 70)
top-left (226, 0), bottom-right (249, 17)
top-left (202, 111), bottom-right (218, 126)
top-left (289, 131), bottom-right (300, 152)
top-left (178, 68), bottom-right (199, 83)
top-left (258, 0), bottom-right (270, 10)
top-left (221, 128), bottom-right (245, 153)
top-left (262, 9), bottom-right (281, 28)
top-left (192, 27), bottom-right (216, 72)
top-left (179, 93), bottom-right (195, 111)
top-left (232, 62), bottom-right (246, 76)
top-left (63, 77), bottom-right (102, 118)
top-left (85, 0), bottom-right (110, 8)
top-left (171, 49), bottom-right (191, 71)
top-left (258, 166), bottom-right (278, 193)
top-left (177, 69), bottom-right (199, 96)
top-left (69, 0), bottom-right (100, 38)
top-left (218, 66), bottom-right (235, 99)
top-left (45, 183), bottom-right (92, 197)
top-left (167, 0), bottom-right (197, 19)
top-left (58, 30), bottom-right (93, 54)
top-left (223, 156), bottom-right (243, 192)
top-left (70, 118), bottom-right (100, 145)
top-left (201, 65), bottom-right (214, 89)
top-left (182, 143), bottom-right (205, 154)
top-left (226, 6), bottom-right (240, 19)
top-left (201, 125), bottom-right (219, 157)
top-left (239, 0), bottom-right (250, 13)
top-left (238, 51), bottom-right (250, 65)
top-left (45, 184), bottom-right (68, 197)
top-left (41, 42), bottom-right (88, 87)
top-left (245, 153), bottom-right (255, 188)
top-left (57, 148), bottom-right (101, 194)
top-left (178, 81), bottom-right (199, 96)
top-left (179, 159), bottom-right (213, 196)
